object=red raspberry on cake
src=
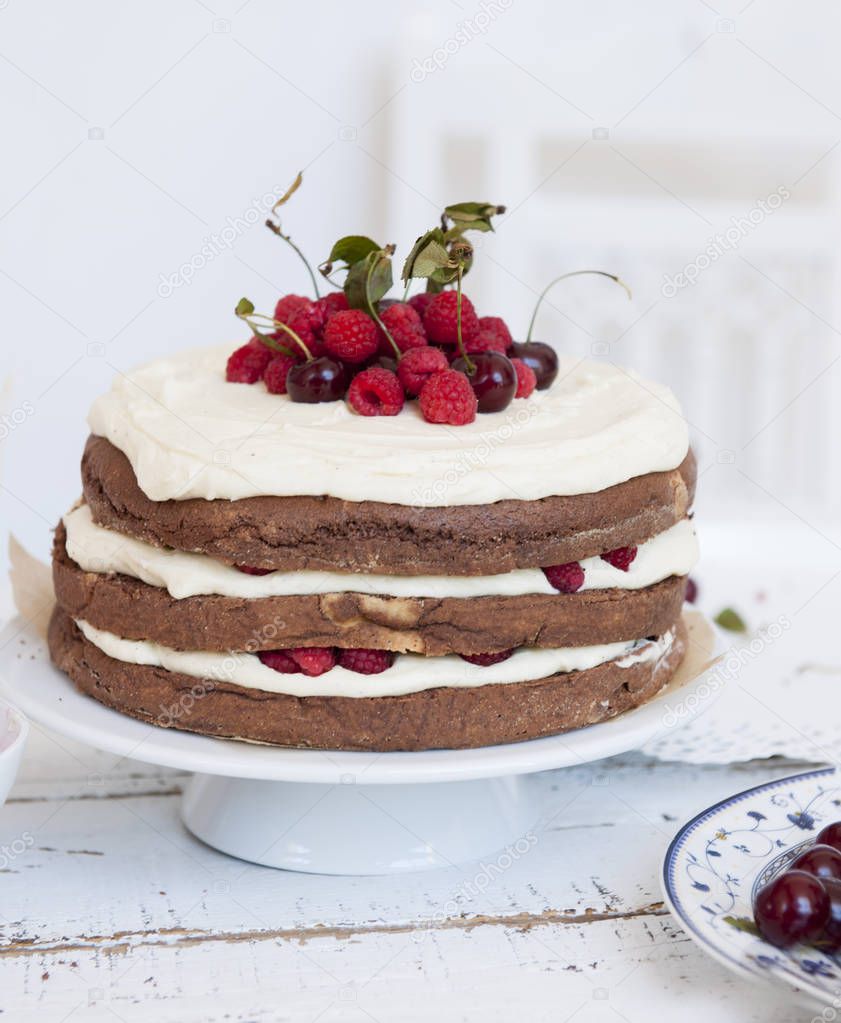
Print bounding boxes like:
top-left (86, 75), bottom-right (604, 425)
top-left (423, 291), bottom-right (480, 346)
top-left (477, 315), bottom-right (513, 351)
top-left (338, 648), bottom-right (394, 674)
top-left (263, 352), bottom-right (300, 394)
top-left (288, 647), bottom-right (336, 676)
top-left (226, 338), bottom-right (273, 384)
top-left (316, 291), bottom-right (348, 319)
top-left (543, 562), bottom-right (585, 593)
top-left (378, 302), bottom-right (427, 354)
top-left (323, 309), bottom-right (379, 364)
top-left (460, 649), bottom-right (515, 666)
top-left (348, 367), bottom-right (405, 416)
top-left (408, 292), bottom-right (434, 319)
top-left (286, 305), bottom-right (326, 358)
top-left (258, 650), bottom-right (299, 673)
top-left (273, 294), bottom-right (311, 324)
top-left (464, 330), bottom-right (510, 355)
top-left (397, 347), bottom-right (449, 396)
top-left (601, 546), bottom-right (638, 571)
top-left (511, 358), bottom-right (537, 398)
top-left (419, 369), bottom-right (478, 425)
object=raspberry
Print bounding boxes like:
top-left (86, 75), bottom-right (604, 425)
top-left (258, 650), bottom-right (299, 672)
top-left (511, 358), bottom-right (537, 399)
top-left (408, 292), bottom-right (434, 319)
top-left (423, 291), bottom-right (480, 346)
top-left (543, 562), bottom-right (585, 593)
top-left (379, 302), bottom-right (427, 354)
top-left (273, 294), bottom-right (311, 324)
top-left (323, 309), bottom-right (379, 364)
top-left (465, 329), bottom-right (510, 355)
top-left (263, 352), bottom-right (300, 394)
top-left (288, 647), bottom-right (336, 676)
top-left (477, 316), bottom-right (513, 350)
top-left (286, 306), bottom-right (326, 359)
top-left (685, 577), bottom-right (698, 604)
top-left (226, 339), bottom-right (272, 384)
top-left (347, 367), bottom-right (405, 417)
top-left (460, 649), bottom-right (515, 666)
top-left (316, 291), bottom-right (348, 319)
top-left (418, 369), bottom-right (477, 425)
top-left (601, 546), bottom-right (638, 571)
top-left (235, 564), bottom-right (273, 575)
top-left (397, 347), bottom-right (449, 396)
top-left (338, 648), bottom-right (395, 674)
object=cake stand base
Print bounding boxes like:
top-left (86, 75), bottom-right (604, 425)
top-left (182, 773), bottom-right (539, 874)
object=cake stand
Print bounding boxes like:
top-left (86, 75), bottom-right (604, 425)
top-left (0, 613), bottom-right (717, 875)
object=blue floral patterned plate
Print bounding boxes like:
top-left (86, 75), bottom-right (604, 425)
top-left (663, 767), bottom-right (841, 1009)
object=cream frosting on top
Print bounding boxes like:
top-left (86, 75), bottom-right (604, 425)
top-left (87, 344), bottom-right (689, 507)
top-left (64, 505), bottom-right (698, 599)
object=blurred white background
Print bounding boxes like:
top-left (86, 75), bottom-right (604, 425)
top-left (3, 0), bottom-right (841, 585)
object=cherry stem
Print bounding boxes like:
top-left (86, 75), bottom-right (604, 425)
top-left (455, 266), bottom-right (475, 374)
top-left (525, 270), bottom-right (632, 343)
top-left (366, 254), bottom-right (402, 360)
top-left (265, 219), bottom-right (321, 299)
top-left (245, 311), bottom-right (313, 361)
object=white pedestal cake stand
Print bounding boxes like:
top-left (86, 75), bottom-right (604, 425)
top-left (0, 613), bottom-right (717, 875)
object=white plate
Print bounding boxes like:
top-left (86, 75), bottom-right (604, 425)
top-left (663, 768), bottom-right (841, 1009)
top-left (0, 613), bottom-right (716, 785)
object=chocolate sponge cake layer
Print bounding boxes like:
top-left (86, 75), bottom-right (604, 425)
top-left (53, 524), bottom-right (686, 655)
top-left (48, 607), bottom-right (687, 752)
top-left (81, 435), bottom-right (696, 577)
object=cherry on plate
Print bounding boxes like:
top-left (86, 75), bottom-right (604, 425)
top-left (821, 877), bottom-right (841, 950)
top-left (817, 822), bottom-right (841, 855)
top-left (753, 870), bottom-right (829, 948)
top-left (790, 843), bottom-right (841, 880)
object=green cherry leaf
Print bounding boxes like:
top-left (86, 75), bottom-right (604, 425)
top-left (722, 916), bottom-right (761, 937)
top-left (345, 249), bottom-right (393, 312)
top-left (402, 228), bottom-right (448, 282)
top-left (235, 297), bottom-right (255, 317)
top-left (443, 201), bottom-right (505, 232)
top-left (714, 607), bottom-right (748, 633)
top-left (325, 235), bottom-right (381, 271)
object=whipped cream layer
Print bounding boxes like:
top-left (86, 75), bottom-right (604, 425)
top-left (64, 505), bottom-right (697, 598)
top-left (76, 618), bottom-right (675, 699)
top-left (88, 344), bottom-right (689, 506)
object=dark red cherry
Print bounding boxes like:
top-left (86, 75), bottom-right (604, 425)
top-left (508, 341), bottom-right (558, 390)
top-left (685, 577), bottom-right (698, 603)
top-left (821, 877), bottom-right (841, 949)
top-left (451, 352), bottom-right (516, 413)
top-left (790, 844), bottom-right (841, 880)
top-left (817, 822), bottom-right (841, 854)
top-left (369, 355), bottom-right (398, 374)
top-left (287, 357), bottom-right (347, 403)
top-left (235, 565), bottom-right (273, 576)
top-left (753, 870), bottom-right (829, 947)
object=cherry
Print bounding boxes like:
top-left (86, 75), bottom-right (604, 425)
top-left (753, 870), bottom-right (829, 948)
top-left (685, 577), bottom-right (698, 604)
top-left (790, 844), bottom-right (841, 880)
top-left (370, 355), bottom-right (398, 374)
top-left (235, 565), bottom-right (273, 576)
top-left (821, 877), bottom-right (841, 949)
top-left (286, 357), bottom-right (347, 403)
top-left (508, 341), bottom-right (558, 390)
top-left (817, 822), bottom-right (841, 854)
top-left (452, 352), bottom-right (516, 413)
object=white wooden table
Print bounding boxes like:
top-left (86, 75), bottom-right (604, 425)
top-left (0, 723), bottom-right (816, 1022)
